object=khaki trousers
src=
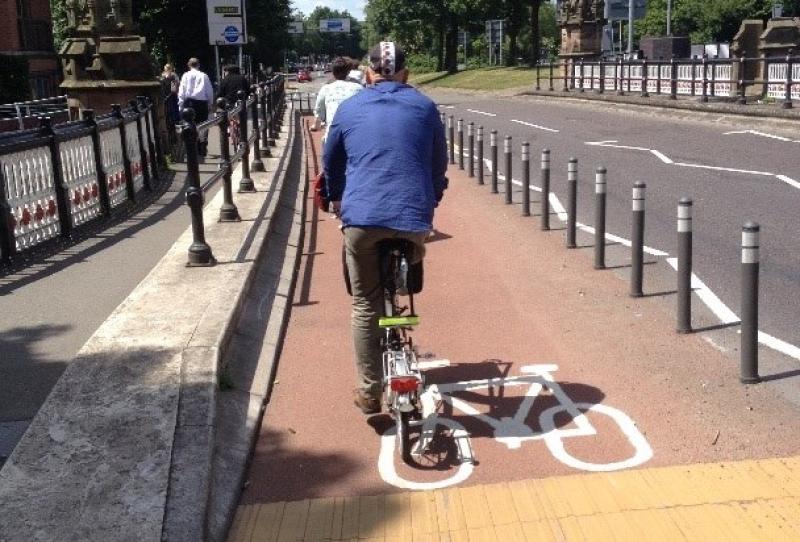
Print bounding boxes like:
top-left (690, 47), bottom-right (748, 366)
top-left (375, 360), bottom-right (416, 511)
top-left (342, 227), bottom-right (427, 397)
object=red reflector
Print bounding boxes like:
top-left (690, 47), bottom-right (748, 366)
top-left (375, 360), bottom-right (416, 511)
top-left (390, 376), bottom-right (419, 393)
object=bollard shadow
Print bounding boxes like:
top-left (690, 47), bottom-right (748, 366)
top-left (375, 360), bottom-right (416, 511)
top-left (603, 261), bottom-right (658, 271)
top-left (639, 289), bottom-right (678, 298)
top-left (691, 321), bottom-right (740, 333)
top-left (426, 230), bottom-right (452, 244)
top-left (759, 369), bottom-right (800, 382)
top-left (574, 241), bottom-right (622, 250)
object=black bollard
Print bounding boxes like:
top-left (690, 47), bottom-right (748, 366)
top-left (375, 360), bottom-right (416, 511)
top-left (504, 136), bottom-right (513, 204)
top-left (181, 109), bottom-right (215, 266)
top-left (521, 142), bottom-right (531, 216)
top-left (594, 167), bottom-right (607, 269)
top-left (468, 122), bottom-right (475, 178)
top-left (477, 126), bottom-right (485, 185)
top-left (250, 89), bottom-right (265, 172)
top-left (540, 149), bottom-right (551, 231)
top-left (491, 130), bottom-right (499, 194)
top-left (677, 198), bottom-right (693, 333)
top-left (699, 55), bottom-right (709, 103)
top-left (566, 158), bottom-right (578, 248)
top-left (448, 115), bottom-right (455, 165)
top-left (783, 51), bottom-right (794, 110)
top-left (630, 182), bottom-right (646, 297)
top-left (458, 119), bottom-right (464, 170)
top-left (258, 84), bottom-right (271, 157)
top-left (216, 99), bottom-right (240, 222)
top-left (237, 91), bottom-right (256, 192)
top-left (741, 222), bottom-right (761, 383)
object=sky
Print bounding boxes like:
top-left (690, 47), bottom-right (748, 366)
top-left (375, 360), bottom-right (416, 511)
top-left (292, 0), bottom-right (366, 20)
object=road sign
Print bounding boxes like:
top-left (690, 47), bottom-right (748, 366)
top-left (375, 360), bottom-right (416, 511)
top-left (207, 0), bottom-right (246, 45)
top-left (319, 18), bottom-right (351, 33)
top-left (605, 0), bottom-right (647, 21)
top-left (288, 21), bottom-right (304, 35)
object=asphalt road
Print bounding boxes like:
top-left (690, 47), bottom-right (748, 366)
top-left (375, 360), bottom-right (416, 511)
top-left (427, 89), bottom-right (800, 359)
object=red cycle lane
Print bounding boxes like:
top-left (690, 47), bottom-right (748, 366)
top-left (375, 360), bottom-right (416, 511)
top-left (236, 118), bottom-right (800, 516)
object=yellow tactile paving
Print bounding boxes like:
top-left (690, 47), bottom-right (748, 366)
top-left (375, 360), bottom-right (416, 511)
top-left (228, 455), bottom-right (800, 541)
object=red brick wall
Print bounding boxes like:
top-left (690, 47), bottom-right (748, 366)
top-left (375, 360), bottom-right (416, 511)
top-left (0, 0), bottom-right (21, 51)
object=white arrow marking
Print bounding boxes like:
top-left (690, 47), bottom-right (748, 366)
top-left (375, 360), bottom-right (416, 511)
top-left (723, 129), bottom-right (800, 143)
top-left (467, 108), bottom-right (497, 117)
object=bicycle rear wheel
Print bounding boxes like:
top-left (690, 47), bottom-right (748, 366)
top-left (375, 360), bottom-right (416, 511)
top-left (396, 410), bottom-right (412, 463)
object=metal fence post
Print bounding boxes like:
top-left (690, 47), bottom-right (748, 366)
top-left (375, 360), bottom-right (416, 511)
top-left (540, 149), bottom-right (550, 231)
top-left (535, 61), bottom-right (541, 91)
top-left (641, 60), bottom-right (650, 98)
top-left (468, 122), bottom-right (475, 178)
top-left (562, 60), bottom-right (569, 92)
top-left (259, 84), bottom-right (271, 157)
top-left (521, 142), bottom-right (531, 216)
top-left (598, 59), bottom-right (605, 94)
top-left (548, 59), bottom-right (554, 91)
top-left (594, 166), bottom-right (607, 269)
top-left (250, 89), bottom-right (265, 172)
top-left (458, 119), bottom-right (464, 170)
top-left (566, 158), bottom-right (578, 248)
top-left (0, 164), bottom-right (16, 262)
top-left (82, 109), bottom-right (111, 216)
top-left (448, 115), bottom-right (455, 165)
top-left (617, 57), bottom-right (625, 95)
top-left (630, 182), bottom-right (645, 297)
top-left (129, 99), bottom-right (152, 191)
top-left (579, 60), bottom-right (585, 92)
top-left (138, 96), bottom-right (159, 181)
top-left (670, 57), bottom-right (678, 100)
top-left (677, 198), bottom-right (693, 333)
top-left (40, 117), bottom-right (72, 239)
top-left (700, 54), bottom-right (709, 102)
top-left (690, 56), bottom-right (698, 96)
top-left (114, 104), bottom-right (136, 202)
top-left (491, 130), bottom-right (499, 194)
top-left (477, 125), bottom-right (484, 185)
top-left (504, 135), bottom-right (513, 204)
top-left (741, 222), bottom-right (761, 383)
top-left (783, 50), bottom-right (794, 109)
top-left (737, 54), bottom-right (748, 105)
top-left (216, 99), bottom-right (240, 222)
top-left (238, 90), bottom-right (255, 192)
top-left (181, 108), bottom-right (215, 266)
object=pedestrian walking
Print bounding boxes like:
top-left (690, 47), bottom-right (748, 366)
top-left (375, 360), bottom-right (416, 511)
top-left (346, 58), bottom-right (365, 86)
top-left (323, 42), bottom-right (448, 414)
top-left (177, 57), bottom-right (214, 158)
top-left (313, 57), bottom-right (363, 142)
top-left (160, 63), bottom-right (180, 152)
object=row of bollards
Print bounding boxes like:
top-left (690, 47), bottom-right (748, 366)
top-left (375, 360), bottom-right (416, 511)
top-left (181, 76), bottom-right (286, 268)
top-left (443, 112), bottom-right (763, 385)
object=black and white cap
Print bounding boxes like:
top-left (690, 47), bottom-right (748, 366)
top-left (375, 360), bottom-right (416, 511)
top-left (369, 41), bottom-right (406, 76)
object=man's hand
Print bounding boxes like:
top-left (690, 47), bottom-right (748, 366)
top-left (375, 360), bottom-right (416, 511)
top-left (331, 200), bottom-right (342, 217)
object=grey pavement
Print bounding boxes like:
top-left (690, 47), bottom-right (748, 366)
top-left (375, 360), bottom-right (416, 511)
top-left (0, 131), bottom-right (225, 461)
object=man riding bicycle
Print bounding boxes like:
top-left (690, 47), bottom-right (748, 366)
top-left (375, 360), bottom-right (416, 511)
top-left (323, 42), bottom-right (448, 415)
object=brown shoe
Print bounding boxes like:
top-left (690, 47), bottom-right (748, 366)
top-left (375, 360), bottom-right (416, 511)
top-left (353, 390), bottom-right (381, 415)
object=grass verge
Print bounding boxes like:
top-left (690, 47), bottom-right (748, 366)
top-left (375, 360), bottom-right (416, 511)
top-left (410, 67), bottom-right (542, 90)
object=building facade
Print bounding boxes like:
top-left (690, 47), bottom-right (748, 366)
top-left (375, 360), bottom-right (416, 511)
top-left (0, 0), bottom-right (61, 100)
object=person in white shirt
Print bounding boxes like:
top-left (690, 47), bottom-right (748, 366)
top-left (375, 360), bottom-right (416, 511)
top-left (177, 58), bottom-right (214, 157)
top-left (313, 57), bottom-right (363, 142)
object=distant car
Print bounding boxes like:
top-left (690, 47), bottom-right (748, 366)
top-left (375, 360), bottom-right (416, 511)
top-left (297, 69), bottom-right (312, 83)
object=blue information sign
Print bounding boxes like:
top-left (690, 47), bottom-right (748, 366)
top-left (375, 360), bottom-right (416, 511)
top-left (224, 25), bottom-right (240, 43)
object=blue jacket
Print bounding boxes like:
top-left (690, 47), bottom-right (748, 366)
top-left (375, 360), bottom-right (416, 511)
top-left (322, 81), bottom-right (448, 232)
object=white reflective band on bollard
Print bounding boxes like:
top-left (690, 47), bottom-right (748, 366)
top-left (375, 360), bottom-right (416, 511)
top-left (457, 119), bottom-right (463, 130)
top-left (595, 168), bottom-right (607, 194)
top-left (633, 185), bottom-right (645, 211)
top-left (504, 136), bottom-right (512, 153)
top-left (521, 143), bottom-right (530, 160)
top-left (447, 116), bottom-right (453, 128)
top-left (541, 150), bottom-right (550, 168)
top-left (477, 126), bottom-right (484, 141)
top-left (491, 131), bottom-right (497, 146)
top-left (742, 231), bottom-right (759, 264)
top-left (677, 204), bottom-right (692, 232)
top-left (568, 159), bottom-right (578, 180)
top-left (468, 123), bottom-right (473, 136)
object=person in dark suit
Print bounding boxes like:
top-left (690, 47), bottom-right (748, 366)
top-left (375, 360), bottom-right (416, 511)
top-left (218, 65), bottom-right (250, 107)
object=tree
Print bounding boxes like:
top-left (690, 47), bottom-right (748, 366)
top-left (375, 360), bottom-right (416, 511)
top-left (636, 0), bottom-right (781, 44)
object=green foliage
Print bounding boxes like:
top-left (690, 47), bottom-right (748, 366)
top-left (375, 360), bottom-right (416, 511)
top-left (50, 0), bottom-right (69, 51)
top-left (289, 7), bottom-right (365, 61)
top-left (0, 55), bottom-right (30, 103)
top-left (406, 53), bottom-right (439, 74)
top-left (637, 0), bottom-right (779, 44)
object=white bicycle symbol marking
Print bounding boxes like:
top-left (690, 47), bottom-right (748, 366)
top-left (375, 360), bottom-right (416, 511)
top-left (379, 364), bottom-right (653, 490)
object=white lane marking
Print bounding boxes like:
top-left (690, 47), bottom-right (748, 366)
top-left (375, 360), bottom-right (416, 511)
top-left (438, 105), bottom-right (455, 109)
top-left (585, 140), bottom-right (799, 191)
top-left (466, 108), bottom-right (497, 117)
top-left (673, 162), bottom-right (774, 177)
top-left (665, 258), bottom-right (739, 324)
top-left (723, 129), bottom-right (800, 143)
top-left (664, 259), bottom-right (800, 362)
top-left (510, 119), bottom-right (560, 133)
top-left (776, 174), bottom-right (800, 190)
